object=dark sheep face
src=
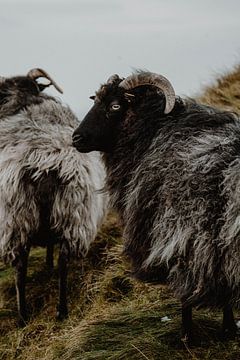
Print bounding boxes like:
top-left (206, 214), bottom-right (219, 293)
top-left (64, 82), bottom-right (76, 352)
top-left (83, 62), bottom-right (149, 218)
top-left (73, 72), bottom-right (171, 153)
top-left (73, 81), bottom-right (129, 153)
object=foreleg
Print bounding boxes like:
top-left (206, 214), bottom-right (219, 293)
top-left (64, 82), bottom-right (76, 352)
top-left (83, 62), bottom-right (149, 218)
top-left (221, 304), bottom-right (237, 338)
top-left (56, 241), bottom-right (69, 320)
top-left (181, 304), bottom-right (193, 344)
top-left (14, 246), bottom-right (30, 326)
top-left (46, 243), bottom-right (54, 271)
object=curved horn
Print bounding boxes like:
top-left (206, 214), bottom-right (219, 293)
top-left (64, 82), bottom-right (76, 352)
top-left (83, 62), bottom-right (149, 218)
top-left (27, 68), bottom-right (63, 94)
top-left (107, 74), bottom-right (120, 84)
top-left (119, 72), bottom-right (175, 114)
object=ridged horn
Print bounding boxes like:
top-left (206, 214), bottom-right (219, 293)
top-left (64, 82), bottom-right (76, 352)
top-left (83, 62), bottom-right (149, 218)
top-left (119, 72), bottom-right (175, 114)
top-left (27, 68), bottom-right (63, 94)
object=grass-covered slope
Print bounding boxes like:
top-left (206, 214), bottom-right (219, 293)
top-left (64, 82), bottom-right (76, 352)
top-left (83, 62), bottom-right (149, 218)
top-left (199, 65), bottom-right (240, 112)
top-left (1, 66), bottom-right (240, 360)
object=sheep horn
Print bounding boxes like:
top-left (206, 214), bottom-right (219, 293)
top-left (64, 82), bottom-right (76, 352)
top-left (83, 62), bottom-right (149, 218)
top-left (27, 68), bottom-right (63, 94)
top-left (119, 72), bottom-right (175, 114)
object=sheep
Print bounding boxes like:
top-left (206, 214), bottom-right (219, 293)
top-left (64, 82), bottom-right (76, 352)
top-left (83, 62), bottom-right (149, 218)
top-left (72, 71), bottom-right (240, 343)
top-left (0, 68), bottom-right (108, 325)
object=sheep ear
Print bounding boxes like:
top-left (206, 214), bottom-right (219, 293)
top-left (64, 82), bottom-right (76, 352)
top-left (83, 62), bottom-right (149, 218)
top-left (37, 82), bottom-right (51, 92)
top-left (89, 95), bottom-right (96, 100)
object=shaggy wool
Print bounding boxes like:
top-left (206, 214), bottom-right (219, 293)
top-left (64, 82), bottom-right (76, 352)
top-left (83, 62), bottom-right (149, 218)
top-left (73, 74), bottom-right (240, 309)
top-left (0, 99), bottom-right (107, 262)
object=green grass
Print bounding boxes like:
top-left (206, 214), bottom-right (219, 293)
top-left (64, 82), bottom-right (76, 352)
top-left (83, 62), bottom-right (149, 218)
top-left (1, 66), bottom-right (240, 359)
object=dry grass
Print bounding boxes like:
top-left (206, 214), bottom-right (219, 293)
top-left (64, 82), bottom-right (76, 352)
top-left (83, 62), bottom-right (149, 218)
top-left (1, 66), bottom-right (240, 359)
top-left (199, 65), bottom-right (240, 112)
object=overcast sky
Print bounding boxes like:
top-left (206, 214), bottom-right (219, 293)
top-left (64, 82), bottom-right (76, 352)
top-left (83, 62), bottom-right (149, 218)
top-left (1, 0), bottom-right (240, 116)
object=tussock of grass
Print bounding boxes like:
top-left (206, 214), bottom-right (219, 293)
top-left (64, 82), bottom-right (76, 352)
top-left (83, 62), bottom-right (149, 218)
top-left (1, 67), bottom-right (240, 359)
top-left (199, 65), bottom-right (240, 112)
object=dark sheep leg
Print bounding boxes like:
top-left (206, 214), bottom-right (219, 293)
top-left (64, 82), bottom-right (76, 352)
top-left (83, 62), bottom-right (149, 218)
top-left (181, 304), bottom-right (193, 343)
top-left (46, 243), bottom-right (54, 271)
top-left (221, 304), bottom-right (237, 338)
top-left (14, 246), bottom-right (30, 326)
top-left (56, 241), bottom-right (69, 320)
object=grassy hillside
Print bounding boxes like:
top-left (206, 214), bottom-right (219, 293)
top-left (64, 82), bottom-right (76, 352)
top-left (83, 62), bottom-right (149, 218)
top-left (1, 66), bottom-right (240, 360)
top-left (199, 65), bottom-right (240, 112)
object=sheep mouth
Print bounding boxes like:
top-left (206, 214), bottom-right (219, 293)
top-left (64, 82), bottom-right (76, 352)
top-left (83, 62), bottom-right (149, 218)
top-left (72, 141), bottom-right (94, 153)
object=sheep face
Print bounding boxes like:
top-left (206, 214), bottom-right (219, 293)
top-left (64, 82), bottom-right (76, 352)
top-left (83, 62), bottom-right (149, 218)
top-left (73, 80), bottom-right (129, 153)
top-left (73, 72), bottom-right (174, 153)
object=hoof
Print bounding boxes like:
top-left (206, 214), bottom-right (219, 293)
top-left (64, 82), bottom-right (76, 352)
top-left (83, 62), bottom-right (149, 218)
top-left (56, 306), bottom-right (68, 321)
top-left (181, 333), bottom-right (193, 347)
top-left (17, 315), bottom-right (28, 328)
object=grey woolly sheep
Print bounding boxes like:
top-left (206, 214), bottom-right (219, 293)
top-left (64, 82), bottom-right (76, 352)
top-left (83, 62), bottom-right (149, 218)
top-left (0, 69), bottom-right (108, 325)
top-left (73, 70), bottom-right (240, 342)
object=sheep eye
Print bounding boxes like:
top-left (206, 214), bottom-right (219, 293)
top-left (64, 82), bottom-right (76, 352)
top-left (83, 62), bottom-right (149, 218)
top-left (111, 104), bottom-right (121, 111)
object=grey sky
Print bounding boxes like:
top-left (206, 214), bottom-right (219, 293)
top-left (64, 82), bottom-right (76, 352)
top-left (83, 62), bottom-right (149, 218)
top-left (1, 0), bottom-right (240, 115)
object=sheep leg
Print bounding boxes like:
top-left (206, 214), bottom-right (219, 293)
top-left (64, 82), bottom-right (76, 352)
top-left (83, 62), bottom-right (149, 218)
top-left (14, 247), bottom-right (30, 327)
top-left (56, 242), bottom-right (69, 320)
top-left (46, 243), bottom-right (54, 271)
top-left (221, 304), bottom-right (237, 338)
top-left (181, 305), bottom-right (193, 344)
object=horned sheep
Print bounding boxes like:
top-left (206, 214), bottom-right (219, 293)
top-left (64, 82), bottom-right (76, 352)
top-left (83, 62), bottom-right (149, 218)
top-left (0, 69), bottom-right (107, 325)
top-left (73, 71), bottom-right (240, 342)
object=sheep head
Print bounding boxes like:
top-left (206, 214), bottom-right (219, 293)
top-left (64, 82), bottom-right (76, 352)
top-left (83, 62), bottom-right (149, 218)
top-left (0, 68), bottom-right (63, 118)
top-left (73, 71), bottom-right (175, 153)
